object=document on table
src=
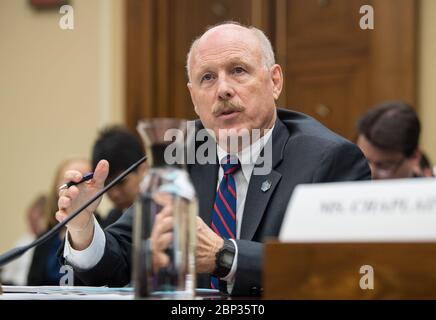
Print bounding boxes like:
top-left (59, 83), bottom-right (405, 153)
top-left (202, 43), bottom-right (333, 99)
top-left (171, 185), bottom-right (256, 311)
top-left (0, 286), bottom-right (220, 300)
top-left (0, 286), bottom-right (134, 300)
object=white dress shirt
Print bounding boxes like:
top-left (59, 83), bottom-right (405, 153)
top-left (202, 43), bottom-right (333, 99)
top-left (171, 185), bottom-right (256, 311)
top-left (216, 126), bottom-right (274, 291)
top-left (63, 215), bottom-right (106, 270)
top-left (64, 126), bottom-right (274, 291)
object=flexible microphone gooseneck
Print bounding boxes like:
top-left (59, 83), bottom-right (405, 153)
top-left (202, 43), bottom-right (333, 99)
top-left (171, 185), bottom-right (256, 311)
top-left (0, 156), bottom-right (147, 267)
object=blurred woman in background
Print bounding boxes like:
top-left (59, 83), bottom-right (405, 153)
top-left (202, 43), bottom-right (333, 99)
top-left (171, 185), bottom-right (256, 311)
top-left (0, 194), bottom-right (47, 285)
top-left (27, 158), bottom-right (92, 286)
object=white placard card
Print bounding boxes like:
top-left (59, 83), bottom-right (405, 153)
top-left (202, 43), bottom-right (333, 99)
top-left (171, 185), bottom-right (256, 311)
top-left (280, 178), bottom-right (436, 242)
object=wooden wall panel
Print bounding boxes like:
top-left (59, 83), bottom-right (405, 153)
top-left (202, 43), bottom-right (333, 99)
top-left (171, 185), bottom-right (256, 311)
top-left (281, 0), bottom-right (416, 140)
top-left (368, 0), bottom-right (417, 106)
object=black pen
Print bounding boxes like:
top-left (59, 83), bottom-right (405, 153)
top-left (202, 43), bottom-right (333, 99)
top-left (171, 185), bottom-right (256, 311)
top-left (58, 172), bottom-right (94, 190)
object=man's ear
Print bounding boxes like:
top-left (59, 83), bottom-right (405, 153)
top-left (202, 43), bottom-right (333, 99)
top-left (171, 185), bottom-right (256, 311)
top-left (270, 64), bottom-right (283, 100)
top-left (409, 148), bottom-right (422, 175)
top-left (136, 162), bottom-right (148, 180)
top-left (139, 162), bottom-right (148, 174)
top-left (411, 149), bottom-right (422, 165)
top-left (187, 82), bottom-right (199, 115)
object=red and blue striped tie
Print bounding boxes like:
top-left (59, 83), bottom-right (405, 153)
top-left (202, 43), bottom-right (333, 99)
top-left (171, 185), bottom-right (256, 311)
top-left (211, 155), bottom-right (240, 289)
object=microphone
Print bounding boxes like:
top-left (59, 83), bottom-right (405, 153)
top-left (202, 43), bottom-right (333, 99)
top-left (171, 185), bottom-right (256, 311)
top-left (0, 155), bottom-right (147, 267)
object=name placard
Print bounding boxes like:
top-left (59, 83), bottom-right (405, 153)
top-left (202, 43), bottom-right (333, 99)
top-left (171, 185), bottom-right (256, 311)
top-left (280, 178), bottom-right (436, 242)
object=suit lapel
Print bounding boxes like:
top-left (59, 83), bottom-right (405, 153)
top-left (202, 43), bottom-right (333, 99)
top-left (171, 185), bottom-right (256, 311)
top-left (188, 121), bottom-right (219, 226)
top-left (240, 170), bottom-right (282, 239)
top-left (190, 162), bottom-right (218, 226)
top-left (240, 118), bottom-right (290, 240)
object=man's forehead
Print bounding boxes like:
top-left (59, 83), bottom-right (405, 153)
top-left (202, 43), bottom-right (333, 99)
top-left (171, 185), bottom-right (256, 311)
top-left (192, 26), bottom-right (260, 64)
top-left (358, 135), bottom-right (403, 161)
top-left (196, 41), bottom-right (252, 62)
top-left (201, 25), bottom-right (257, 49)
top-left (202, 24), bottom-right (253, 42)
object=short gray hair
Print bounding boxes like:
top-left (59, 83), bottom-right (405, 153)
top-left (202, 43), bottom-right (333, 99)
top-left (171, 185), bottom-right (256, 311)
top-left (186, 21), bottom-right (276, 82)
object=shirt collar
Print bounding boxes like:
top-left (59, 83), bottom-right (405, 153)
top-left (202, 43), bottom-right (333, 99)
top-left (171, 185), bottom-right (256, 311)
top-left (216, 125), bottom-right (275, 181)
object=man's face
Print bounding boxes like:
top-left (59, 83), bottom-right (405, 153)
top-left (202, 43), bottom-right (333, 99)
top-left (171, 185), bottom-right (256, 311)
top-left (187, 25), bottom-right (282, 144)
top-left (356, 134), bottom-right (418, 179)
top-left (107, 165), bottom-right (146, 210)
top-left (28, 205), bottom-right (45, 236)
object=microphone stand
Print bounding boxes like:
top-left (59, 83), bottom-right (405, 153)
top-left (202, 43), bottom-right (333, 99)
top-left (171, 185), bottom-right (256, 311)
top-left (0, 156), bottom-right (147, 268)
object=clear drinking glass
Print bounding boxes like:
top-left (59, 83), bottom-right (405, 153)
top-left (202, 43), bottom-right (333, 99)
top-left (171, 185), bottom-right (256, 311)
top-left (132, 118), bottom-right (197, 299)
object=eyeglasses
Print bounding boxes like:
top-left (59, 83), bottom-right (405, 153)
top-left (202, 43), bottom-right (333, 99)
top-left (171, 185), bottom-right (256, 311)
top-left (369, 157), bottom-right (406, 178)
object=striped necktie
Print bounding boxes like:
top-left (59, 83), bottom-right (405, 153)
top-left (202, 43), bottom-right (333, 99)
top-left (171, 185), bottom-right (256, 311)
top-left (210, 155), bottom-right (240, 289)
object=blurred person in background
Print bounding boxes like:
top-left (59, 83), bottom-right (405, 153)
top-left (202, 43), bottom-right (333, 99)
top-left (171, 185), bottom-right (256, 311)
top-left (356, 101), bottom-right (422, 180)
top-left (26, 158), bottom-right (93, 286)
top-left (92, 126), bottom-right (147, 228)
top-left (0, 195), bottom-right (47, 285)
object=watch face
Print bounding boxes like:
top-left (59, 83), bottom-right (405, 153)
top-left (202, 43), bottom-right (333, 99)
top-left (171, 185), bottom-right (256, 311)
top-left (221, 251), bottom-right (234, 268)
top-left (213, 240), bottom-right (236, 277)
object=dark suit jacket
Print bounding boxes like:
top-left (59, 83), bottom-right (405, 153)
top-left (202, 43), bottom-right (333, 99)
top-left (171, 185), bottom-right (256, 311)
top-left (28, 232), bottom-right (63, 286)
top-left (100, 208), bottom-right (124, 229)
top-left (64, 108), bottom-right (371, 296)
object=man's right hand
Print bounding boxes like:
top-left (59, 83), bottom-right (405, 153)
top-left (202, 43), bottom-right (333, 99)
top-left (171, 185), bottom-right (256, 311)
top-left (55, 160), bottom-right (109, 250)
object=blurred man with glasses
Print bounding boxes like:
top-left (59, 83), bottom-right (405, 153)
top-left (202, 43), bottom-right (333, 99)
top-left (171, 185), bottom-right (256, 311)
top-left (356, 101), bottom-right (424, 180)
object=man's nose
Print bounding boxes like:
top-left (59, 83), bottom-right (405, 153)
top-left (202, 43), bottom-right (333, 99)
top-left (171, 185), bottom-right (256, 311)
top-left (108, 187), bottom-right (121, 199)
top-left (217, 76), bottom-right (235, 101)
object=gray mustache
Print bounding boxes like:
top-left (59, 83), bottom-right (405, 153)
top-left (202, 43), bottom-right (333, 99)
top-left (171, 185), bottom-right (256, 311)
top-left (213, 102), bottom-right (245, 117)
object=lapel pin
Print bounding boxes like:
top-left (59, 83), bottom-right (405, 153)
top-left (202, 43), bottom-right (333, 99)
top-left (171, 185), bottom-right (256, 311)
top-left (261, 179), bottom-right (272, 193)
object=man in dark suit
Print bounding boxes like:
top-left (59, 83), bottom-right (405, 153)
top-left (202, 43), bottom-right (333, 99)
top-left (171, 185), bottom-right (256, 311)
top-left (56, 22), bottom-right (370, 296)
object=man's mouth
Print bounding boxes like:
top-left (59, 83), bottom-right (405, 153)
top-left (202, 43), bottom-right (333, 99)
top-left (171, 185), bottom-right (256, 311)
top-left (217, 109), bottom-right (241, 119)
top-left (221, 109), bottom-right (236, 115)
